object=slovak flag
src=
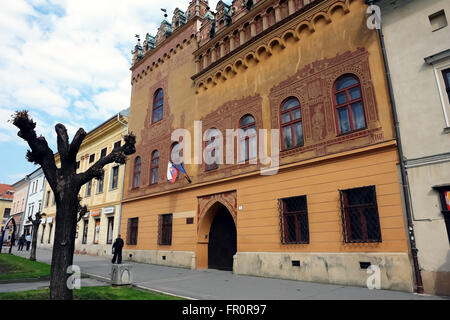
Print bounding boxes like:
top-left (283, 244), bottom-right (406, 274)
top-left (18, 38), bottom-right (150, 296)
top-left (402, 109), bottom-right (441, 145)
top-left (167, 161), bottom-right (179, 183)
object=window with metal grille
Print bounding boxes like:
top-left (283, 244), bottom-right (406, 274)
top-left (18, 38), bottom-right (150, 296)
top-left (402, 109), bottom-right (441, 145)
top-left (127, 217), bottom-right (139, 245)
top-left (340, 186), bottom-right (382, 243)
top-left (158, 214), bottom-right (173, 246)
top-left (279, 195), bottom-right (309, 244)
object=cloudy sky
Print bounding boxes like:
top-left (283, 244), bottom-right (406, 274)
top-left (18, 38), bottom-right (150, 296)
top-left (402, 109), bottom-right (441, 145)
top-left (0, 0), bottom-right (223, 185)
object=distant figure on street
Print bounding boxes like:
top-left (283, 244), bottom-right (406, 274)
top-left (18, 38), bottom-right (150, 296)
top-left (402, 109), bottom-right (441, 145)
top-left (18, 234), bottom-right (25, 251)
top-left (112, 234), bottom-right (124, 264)
top-left (25, 234), bottom-right (31, 251)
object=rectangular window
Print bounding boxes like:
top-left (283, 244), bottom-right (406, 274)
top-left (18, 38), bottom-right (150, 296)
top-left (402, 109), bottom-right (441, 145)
top-left (52, 193), bottom-right (56, 206)
top-left (114, 141), bottom-right (121, 150)
top-left (111, 166), bottom-right (119, 190)
top-left (93, 219), bottom-right (100, 244)
top-left (82, 220), bottom-right (89, 244)
top-left (48, 224), bottom-right (53, 244)
top-left (40, 225), bottom-right (46, 244)
top-left (76, 161), bottom-right (80, 170)
top-left (107, 217), bottom-right (114, 244)
top-left (158, 214), bottom-right (173, 246)
top-left (127, 218), bottom-right (139, 245)
top-left (89, 154), bottom-right (95, 164)
top-left (3, 208), bottom-right (10, 219)
top-left (45, 191), bottom-right (50, 207)
top-left (100, 148), bottom-right (107, 159)
top-left (433, 187), bottom-right (450, 243)
top-left (443, 68), bottom-right (450, 104)
top-left (85, 180), bottom-right (92, 197)
top-left (340, 186), bottom-right (382, 243)
top-left (97, 174), bottom-right (104, 194)
top-left (279, 196), bottom-right (310, 244)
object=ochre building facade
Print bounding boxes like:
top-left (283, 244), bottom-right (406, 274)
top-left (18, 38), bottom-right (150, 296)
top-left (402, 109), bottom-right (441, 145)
top-left (122, 0), bottom-right (414, 291)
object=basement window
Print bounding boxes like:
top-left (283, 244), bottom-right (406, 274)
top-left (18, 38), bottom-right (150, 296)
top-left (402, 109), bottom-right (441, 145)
top-left (429, 10), bottom-right (448, 32)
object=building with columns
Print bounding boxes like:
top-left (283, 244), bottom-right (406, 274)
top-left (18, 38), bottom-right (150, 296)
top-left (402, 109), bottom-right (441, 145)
top-left (122, 0), bottom-right (418, 292)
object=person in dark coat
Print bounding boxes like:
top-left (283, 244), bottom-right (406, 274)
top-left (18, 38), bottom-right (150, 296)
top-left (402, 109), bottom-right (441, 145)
top-left (17, 234), bottom-right (25, 251)
top-left (112, 234), bottom-right (124, 264)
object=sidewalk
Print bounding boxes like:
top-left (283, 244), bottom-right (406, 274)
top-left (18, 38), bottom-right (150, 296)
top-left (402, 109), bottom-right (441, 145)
top-left (11, 248), bottom-right (449, 300)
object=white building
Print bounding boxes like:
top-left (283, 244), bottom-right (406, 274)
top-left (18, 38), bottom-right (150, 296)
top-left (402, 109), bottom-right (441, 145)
top-left (376, 0), bottom-right (450, 295)
top-left (21, 167), bottom-right (46, 236)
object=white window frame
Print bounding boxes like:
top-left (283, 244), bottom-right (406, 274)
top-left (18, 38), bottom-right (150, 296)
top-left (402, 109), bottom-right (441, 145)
top-left (432, 58), bottom-right (450, 128)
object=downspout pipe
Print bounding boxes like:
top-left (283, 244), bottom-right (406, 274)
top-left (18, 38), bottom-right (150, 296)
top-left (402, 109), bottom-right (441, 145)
top-left (365, 0), bottom-right (424, 293)
top-left (117, 110), bottom-right (129, 235)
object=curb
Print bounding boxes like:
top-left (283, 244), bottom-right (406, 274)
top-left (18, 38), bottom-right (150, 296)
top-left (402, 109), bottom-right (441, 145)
top-left (82, 272), bottom-right (196, 300)
top-left (0, 277), bottom-right (50, 284)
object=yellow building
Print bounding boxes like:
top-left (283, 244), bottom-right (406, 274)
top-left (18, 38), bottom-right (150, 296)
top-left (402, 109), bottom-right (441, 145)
top-left (119, 0), bottom-right (417, 292)
top-left (38, 110), bottom-right (129, 257)
top-left (0, 184), bottom-right (14, 238)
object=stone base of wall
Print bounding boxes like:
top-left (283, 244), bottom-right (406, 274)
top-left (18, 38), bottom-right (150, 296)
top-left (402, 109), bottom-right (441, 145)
top-left (421, 270), bottom-right (450, 296)
top-left (233, 252), bottom-right (415, 292)
top-left (74, 244), bottom-right (113, 258)
top-left (123, 249), bottom-right (195, 269)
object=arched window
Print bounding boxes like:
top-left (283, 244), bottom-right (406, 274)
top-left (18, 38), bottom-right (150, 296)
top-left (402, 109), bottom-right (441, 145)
top-left (280, 97), bottom-right (304, 150)
top-left (133, 157), bottom-right (141, 188)
top-left (239, 115), bottom-right (257, 162)
top-left (205, 128), bottom-right (220, 171)
top-left (150, 150), bottom-right (159, 185)
top-left (152, 89), bottom-right (164, 123)
top-left (334, 74), bottom-right (366, 134)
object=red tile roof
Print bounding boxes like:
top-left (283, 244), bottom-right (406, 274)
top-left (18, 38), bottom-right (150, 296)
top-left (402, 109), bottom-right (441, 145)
top-left (0, 184), bottom-right (14, 200)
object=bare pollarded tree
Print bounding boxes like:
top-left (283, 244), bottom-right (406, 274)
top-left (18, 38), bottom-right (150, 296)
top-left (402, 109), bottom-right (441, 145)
top-left (11, 110), bottom-right (136, 300)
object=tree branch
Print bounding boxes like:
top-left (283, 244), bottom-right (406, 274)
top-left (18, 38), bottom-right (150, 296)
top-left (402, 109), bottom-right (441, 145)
top-left (76, 133), bottom-right (136, 187)
top-left (55, 124), bottom-right (70, 170)
top-left (69, 128), bottom-right (87, 164)
top-left (11, 111), bottom-right (58, 191)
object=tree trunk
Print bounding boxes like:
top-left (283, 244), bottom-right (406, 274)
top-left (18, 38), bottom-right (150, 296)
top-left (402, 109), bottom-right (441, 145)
top-left (50, 188), bottom-right (78, 300)
top-left (30, 222), bottom-right (39, 261)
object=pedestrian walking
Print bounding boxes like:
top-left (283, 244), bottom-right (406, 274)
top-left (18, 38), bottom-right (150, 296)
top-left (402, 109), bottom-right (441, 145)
top-left (25, 233), bottom-right (31, 251)
top-left (111, 234), bottom-right (124, 264)
top-left (18, 234), bottom-right (25, 251)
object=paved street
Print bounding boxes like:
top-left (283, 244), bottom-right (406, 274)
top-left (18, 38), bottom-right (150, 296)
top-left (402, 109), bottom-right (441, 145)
top-left (8, 248), bottom-right (448, 300)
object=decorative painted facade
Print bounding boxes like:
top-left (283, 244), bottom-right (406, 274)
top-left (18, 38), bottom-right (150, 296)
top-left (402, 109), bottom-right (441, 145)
top-left (121, 0), bottom-right (415, 292)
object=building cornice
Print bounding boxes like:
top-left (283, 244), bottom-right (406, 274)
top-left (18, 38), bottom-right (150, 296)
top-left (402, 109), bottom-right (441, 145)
top-left (192, 0), bottom-right (352, 93)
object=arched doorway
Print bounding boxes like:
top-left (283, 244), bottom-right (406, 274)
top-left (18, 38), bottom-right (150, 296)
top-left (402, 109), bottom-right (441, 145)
top-left (208, 204), bottom-right (237, 271)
